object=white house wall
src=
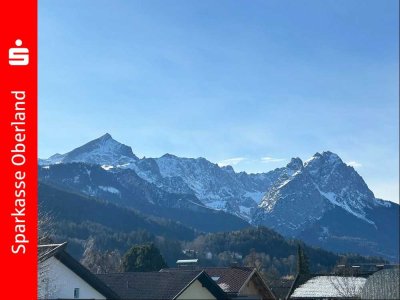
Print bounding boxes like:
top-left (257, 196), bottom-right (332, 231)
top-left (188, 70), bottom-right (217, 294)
top-left (240, 278), bottom-right (263, 299)
top-left (39, 256), bottom-right (106, 300)
top-left (177, 279), bottom-right (217, 300)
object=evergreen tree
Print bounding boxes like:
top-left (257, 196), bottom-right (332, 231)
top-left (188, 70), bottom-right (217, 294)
top-left (297, 244), bottom-right (310, 274)
top-left (122, 244), bottom-right (167, 272)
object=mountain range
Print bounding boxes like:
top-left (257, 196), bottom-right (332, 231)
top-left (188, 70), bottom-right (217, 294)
top-left (39, 133), bottom-right (399, 261)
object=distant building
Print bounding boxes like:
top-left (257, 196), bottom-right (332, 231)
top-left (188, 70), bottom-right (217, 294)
top-left (182, 249), bottom-right (197, 257)
top-left (38, 243), bottom-right (119, 300)
top-left (233, 252), bottom-right (243, 260)
top-left (176, 259), bottom-right (199, 269)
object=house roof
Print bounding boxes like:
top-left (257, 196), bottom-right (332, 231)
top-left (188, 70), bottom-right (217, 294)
top-left (97, 270), bottom-right (227, 300)
top-left (361, 268), bottom-right (400, 299)
top-left (39, 243), bottom-right (120, 299)
top-left (162, 266), bottom-right (275, 299)
top-left (177, 259), bottom-right (199, 264)
top-left (203, 267), bottom-right (255, 294)
top-left (288, 274), bottom-right (368, 299)
top-left (38, 242), bottom-right (67, 262)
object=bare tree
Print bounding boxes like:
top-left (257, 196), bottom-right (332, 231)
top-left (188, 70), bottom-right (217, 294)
top-left (81, 237), bottom-right (122, 274)
top-left (38, 211), bottom-right (55, 244)
top-left (329, 267), bottom-right (365, 298)
top-left (244, 249), bottom-right (264, 272)
top-left (38, 211), bottom-right (59, 299)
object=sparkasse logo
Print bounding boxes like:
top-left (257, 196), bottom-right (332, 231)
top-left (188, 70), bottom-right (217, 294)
top-left (9, 39), bottom-right (29, 66)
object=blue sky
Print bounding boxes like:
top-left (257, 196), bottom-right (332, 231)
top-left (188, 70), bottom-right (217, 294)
top-left (39, 0), bottom-right (399, 203)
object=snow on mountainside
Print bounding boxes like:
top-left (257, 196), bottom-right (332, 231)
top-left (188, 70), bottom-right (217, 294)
top-left (39, 134), bottom-right (399, 260)
top-left (139, 154), bottom-right (277, 220)
top-left (253, 151), bottom-right (399, 260)
top-left (39, 133), bottom-right (138, 166)
top-left (40, 134), bottom-right (278, 221)
top-left (39, 134), bottom-right (394, 223)
top-left (256, 151), bottom-right (391, 231)
top-left (304, 152), bottom-right (387, 219)
top-left (124, 153), bottom-right (279, 220)
top-left (255, 157), bottom-right (332, 236)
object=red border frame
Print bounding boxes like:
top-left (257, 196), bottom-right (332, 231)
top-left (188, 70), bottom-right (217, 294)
top-left (0, 0), bottom-right (38, 298)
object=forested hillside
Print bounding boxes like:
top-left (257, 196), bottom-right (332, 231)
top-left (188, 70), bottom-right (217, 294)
top-left (39, 182), bottom-right (386, 280)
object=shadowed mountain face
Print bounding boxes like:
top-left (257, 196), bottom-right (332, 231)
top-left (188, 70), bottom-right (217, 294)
top-left (39, 134), bottom-right (399, 261)
top-left (38, 162), bottom-right (250, 233)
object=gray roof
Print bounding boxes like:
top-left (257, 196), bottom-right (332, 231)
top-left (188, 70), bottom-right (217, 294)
top-left (288, 274), bottom-right (371, 299)
top-left (161, 267), bottom-right (275, 299)
top-left (361, 268), bottom-right (400, 299)
top-left (203, 267), bottom-right (255, 294)
top-left (290, 275), bottom-right (366, 299)
top-left (98, 270), bottom-right (227, 299)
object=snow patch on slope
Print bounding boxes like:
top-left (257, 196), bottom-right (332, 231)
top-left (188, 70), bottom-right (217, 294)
top-left (98, 186), bottom-right (121, 196)
top-left (319, 190), bottom-right (375, 225)
top-left (244, 191), bottom-right (265, 203)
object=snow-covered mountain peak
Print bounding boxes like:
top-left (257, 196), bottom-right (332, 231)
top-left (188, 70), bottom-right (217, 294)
top-left (256, 150), bottom-right (389, 229)
top-left (38, 136), bottom-right (399, 260)
top-left (48, 153), bottom-right (63, 160)
top-left (304, 151), bottom-right (378, 218)
top-left (221, 165), bottom-right (235, 174)
top-left (305, 151), bottom-right (342, 168)
top-left (98, 132), bottom-right (113, 140)
top-left (320, 151), bottom-right (342, 164)
top-left (161, 153), bottom-right (178, 159)
top-left (287, 157), bottom-right (303, 171)
top-left (40, 134), bottom-right (395, 236)
top-left (40, 134), bottom-right (138, 166)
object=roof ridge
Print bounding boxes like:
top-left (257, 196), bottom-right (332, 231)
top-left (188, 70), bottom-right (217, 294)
top-left (38, 242), bottom-right (67, 262)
